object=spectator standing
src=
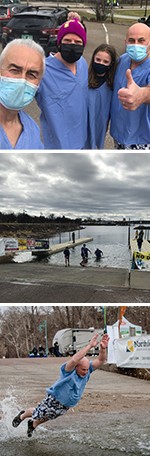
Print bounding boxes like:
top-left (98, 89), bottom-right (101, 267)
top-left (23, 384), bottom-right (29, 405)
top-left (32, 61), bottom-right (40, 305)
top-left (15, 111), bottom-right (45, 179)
top-left (137, 230), bottom-right (144, 251)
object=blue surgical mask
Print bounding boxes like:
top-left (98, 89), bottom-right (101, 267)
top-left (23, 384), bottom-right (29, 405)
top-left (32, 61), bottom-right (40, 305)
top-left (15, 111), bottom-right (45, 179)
top-left (0, 76), bottom-right (38, 110)
top-left (126, 44), bottom-right (148, 62)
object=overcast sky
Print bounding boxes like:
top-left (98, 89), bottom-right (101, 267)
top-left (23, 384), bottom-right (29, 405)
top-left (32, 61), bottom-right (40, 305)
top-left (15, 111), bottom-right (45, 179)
top-left (0, 152), bottom-right (149, 220)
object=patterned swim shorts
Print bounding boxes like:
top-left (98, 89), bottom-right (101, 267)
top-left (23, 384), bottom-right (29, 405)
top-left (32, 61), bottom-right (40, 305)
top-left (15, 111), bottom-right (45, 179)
top-left (114, 140), bottom-right (150, 150)
top-left (32, 395), bottom-right (69, 421)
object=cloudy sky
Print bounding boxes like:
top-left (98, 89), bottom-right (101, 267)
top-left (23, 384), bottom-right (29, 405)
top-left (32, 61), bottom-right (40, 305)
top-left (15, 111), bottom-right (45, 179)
top-left (0, 151), bottom-right (149, 220)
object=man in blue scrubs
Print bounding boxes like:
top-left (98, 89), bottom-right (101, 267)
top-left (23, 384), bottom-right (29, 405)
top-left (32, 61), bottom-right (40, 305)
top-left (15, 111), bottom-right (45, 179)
top-left (36, 17), bottom-right (88, 149)
top-left (12, 332), bottom-right (109, 437)
top-left (110, 23), bottom-right (150, 149)
top-left (0, 39), bottom-right (45, 150)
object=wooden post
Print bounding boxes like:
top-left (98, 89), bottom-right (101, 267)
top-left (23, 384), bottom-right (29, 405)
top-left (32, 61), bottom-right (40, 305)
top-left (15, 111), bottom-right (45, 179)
top-left (128, 218), bottom-right (131, 249)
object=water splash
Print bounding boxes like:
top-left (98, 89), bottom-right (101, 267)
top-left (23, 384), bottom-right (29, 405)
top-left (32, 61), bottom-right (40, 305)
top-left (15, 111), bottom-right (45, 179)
top-left (0, 390), bottom-right (27, 441)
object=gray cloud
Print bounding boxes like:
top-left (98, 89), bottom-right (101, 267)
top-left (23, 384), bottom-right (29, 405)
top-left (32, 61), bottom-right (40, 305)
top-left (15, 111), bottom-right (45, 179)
top-left (0, 152), bottom-right (149, 220)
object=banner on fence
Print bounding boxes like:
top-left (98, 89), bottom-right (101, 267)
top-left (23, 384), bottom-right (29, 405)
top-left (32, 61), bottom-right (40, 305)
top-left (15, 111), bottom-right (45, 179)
top-left (116, 335), bottom-right (150, 368)
top-left (4, 238), bottom-right (18, 251)
top-left (18, 239), bottom-right (28, 251)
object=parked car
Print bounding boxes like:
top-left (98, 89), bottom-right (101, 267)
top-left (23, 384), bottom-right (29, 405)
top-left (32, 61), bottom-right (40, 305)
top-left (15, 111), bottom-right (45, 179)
top-left (138, 15), bottom-right (150, 27)
top-left (1, 7), bottom-right (69, 55)
top-left (0, 3), bottom-right (33, 38)
top-left (1, 0), bottom-right (21, 4)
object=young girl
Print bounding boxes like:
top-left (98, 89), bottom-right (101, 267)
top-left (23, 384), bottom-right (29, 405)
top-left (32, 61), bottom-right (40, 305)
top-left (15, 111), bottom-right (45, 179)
top-left (88, 43), bottom-right (117, 149)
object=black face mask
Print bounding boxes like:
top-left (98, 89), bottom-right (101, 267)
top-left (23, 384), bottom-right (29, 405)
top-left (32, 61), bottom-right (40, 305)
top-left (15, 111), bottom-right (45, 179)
top-left (95, 74), bottom-right (108, 87)
top-left (92, 62), bottom-right (111, 75)
top-left (59, 43), bottom-right (84, 63)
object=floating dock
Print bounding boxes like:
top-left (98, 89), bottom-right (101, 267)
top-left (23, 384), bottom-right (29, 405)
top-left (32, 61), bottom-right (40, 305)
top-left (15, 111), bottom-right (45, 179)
top-left (32, 237), bottom-right (93, 258)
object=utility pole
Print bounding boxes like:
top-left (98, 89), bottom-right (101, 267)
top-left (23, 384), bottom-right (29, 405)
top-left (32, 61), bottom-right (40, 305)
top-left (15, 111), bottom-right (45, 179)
top-left (38, 319), bottom-right (49, 356)
top-left (144, 0), bottom-right (148, 17)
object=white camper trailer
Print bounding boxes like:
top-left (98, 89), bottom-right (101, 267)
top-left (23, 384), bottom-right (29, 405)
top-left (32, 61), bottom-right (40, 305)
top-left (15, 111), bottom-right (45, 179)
top-left (52, 328), bottom-right (103, 356)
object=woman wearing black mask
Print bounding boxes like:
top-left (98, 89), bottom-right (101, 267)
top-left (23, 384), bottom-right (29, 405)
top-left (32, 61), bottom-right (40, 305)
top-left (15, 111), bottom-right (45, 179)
top-left (87, 44), bottom-right (117, 149)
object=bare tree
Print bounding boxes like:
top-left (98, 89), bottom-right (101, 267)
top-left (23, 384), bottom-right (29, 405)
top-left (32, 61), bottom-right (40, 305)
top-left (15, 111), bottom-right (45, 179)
top-left (1, 306), bottom-right (149, 358)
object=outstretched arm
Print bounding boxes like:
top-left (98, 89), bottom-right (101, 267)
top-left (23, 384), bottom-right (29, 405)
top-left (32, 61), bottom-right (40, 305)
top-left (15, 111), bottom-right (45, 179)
top-left (92, 334), bottom-right (109, 370)
top-left (65, 333), bottom-right (100, 372)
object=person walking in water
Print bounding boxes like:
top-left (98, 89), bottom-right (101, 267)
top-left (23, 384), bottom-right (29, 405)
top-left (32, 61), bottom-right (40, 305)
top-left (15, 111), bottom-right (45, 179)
top-left (12, 333), bottom-right (109, 437)
top-left (80, 243), bottom-right (92, 266)
top-left (94, 248), bottom-right (103, 261)
top-left (63, 247), bottom-right (70, 266)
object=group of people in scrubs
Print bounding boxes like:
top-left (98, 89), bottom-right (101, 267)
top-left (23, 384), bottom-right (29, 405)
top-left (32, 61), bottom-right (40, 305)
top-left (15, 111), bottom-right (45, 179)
top-left (0, 11), bottom-right (150, 150)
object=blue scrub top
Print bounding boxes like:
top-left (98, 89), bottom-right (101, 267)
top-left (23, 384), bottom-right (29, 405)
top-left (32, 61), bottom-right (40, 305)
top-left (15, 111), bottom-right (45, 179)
top-left (110, 54), bottom-right (150, 145)
top-left (36, 55), bottom-right (88, 150)
top-left (0, 111), bottom-right (43, 150)
top-left (87, 82), bottom-right (112, 149)
top-left (47, 362), bottom-right (94, 408)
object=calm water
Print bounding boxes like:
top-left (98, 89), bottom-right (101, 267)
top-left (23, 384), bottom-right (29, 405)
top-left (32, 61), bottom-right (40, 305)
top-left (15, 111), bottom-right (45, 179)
top-left (14, 225), bottom-right (134, 269)
top-left (0, 395), bottom-right (149, 456)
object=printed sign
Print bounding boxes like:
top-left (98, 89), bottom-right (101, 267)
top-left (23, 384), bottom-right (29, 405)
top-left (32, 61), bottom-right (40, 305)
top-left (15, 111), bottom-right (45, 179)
top-left (0, 238), bottom-right (5, 256)
top-left (116, 335), bottom-right (150, 368)
top-left (18, 239), bottom-right (28, 251)
top-left (27, 239), bottom-right (35, 250)
top-left (34, 239), bottom-right (49, 250)
top-left (4, 238), bottom-right (18, 251)
top-left (134, 251), bottom-right (150, 261)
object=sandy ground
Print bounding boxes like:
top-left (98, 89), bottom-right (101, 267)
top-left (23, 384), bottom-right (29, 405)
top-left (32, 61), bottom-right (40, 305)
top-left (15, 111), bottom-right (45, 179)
top-left (0, 358), bottom-right (150, 416)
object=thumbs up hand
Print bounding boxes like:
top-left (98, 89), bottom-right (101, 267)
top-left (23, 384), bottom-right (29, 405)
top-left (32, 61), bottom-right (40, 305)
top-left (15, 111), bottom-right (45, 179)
top-left (118, 69), bottom-right (144, 110)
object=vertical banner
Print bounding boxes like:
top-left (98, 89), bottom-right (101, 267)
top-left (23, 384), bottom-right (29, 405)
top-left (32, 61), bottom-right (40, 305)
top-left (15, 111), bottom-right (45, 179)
top-left (101, 306), bottom-right (107, 333)
top-left (118, 306), bottom-right (127, 338)
top-left (103, 306), bottom-right (107, 333)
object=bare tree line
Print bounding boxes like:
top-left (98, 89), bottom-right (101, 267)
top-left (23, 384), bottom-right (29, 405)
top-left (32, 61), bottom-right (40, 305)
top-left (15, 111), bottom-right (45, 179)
top-left (0, 306), bottom-right (149, 358)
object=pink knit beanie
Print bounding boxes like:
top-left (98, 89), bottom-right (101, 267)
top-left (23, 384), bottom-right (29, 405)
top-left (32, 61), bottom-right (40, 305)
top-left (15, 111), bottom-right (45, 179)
top-left (57, 19), bottom-right (86, 46)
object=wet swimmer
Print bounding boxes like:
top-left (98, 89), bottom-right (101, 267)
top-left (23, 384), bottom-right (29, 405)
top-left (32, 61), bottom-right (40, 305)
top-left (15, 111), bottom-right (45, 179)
top-left (12, 333), bottom-right (109, 437)
top-left (94, 248), bottom-right (103, 261)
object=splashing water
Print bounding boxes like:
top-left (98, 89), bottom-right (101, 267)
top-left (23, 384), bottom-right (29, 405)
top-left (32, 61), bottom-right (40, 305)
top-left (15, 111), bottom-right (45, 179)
top-left (0, 393), bottom-right (150, 456)
top-left (0, 391), bottom-right (25, 441)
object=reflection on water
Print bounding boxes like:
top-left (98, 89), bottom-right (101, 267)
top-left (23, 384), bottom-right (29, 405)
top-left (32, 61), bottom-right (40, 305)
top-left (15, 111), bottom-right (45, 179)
top-left (0, 394), bottom-right (149, 456)
top-left (14, 225), bottom-right (135, 269)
